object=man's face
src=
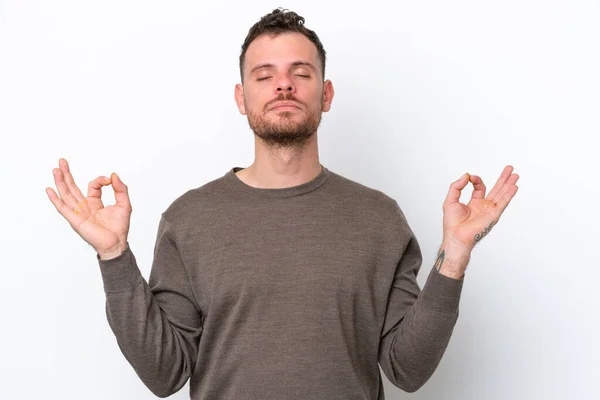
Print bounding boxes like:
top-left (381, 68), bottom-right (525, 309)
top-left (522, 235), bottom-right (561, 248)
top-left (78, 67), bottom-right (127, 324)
top-left (235, 32), bottom-right (334, 149)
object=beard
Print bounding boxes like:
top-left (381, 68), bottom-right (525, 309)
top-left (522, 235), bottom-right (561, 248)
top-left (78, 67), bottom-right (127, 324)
top-left (246, 93), bottom-right (322, 150)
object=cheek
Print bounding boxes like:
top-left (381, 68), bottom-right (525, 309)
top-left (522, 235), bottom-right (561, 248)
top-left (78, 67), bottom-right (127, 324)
top-left (298, 83), bottom-right (324, 105)
top-left (306, 91), bottom-right (325, 111)
top-left (245, 89), bottom-right (271, 112)
top-left (242, 97), bottom-right (261, 115)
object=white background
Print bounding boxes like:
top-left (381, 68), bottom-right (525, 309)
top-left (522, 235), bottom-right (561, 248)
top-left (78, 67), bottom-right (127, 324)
top-left (1, 0), bottom-right (598, 399)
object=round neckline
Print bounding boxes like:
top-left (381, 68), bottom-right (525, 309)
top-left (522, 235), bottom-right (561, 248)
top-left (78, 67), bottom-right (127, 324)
top-left (223, 165), bottom-right (331, 199)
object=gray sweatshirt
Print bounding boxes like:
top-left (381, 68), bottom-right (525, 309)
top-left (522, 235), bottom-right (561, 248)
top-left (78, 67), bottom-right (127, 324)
top-left (97, 166), bottom-right (464, 399)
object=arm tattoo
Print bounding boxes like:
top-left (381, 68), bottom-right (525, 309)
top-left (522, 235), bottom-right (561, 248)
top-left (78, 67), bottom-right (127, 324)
top-left (474, 221), bottom-right (496, 243)
top-left (434, 249), bottom-right (445, 271)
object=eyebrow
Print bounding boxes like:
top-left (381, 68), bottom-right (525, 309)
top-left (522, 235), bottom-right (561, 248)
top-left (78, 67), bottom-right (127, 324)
top-left (249, 61), bottom-right (317, 74)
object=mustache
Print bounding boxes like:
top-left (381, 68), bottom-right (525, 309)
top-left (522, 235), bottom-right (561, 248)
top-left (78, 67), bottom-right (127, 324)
top-left (264, 93), bottom-right (305, 111)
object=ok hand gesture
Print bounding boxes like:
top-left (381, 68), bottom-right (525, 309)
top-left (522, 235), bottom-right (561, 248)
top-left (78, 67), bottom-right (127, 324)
top-left (46, 158), bottom-right (132, 259)
top-left (442, 165), bottom-right (520, 252)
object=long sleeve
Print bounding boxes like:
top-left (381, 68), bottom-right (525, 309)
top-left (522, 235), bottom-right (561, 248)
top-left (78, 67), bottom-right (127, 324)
top-left (97, 215), bottom-right (204, 398)
top-left (378, 206), bottom-right (464, 393)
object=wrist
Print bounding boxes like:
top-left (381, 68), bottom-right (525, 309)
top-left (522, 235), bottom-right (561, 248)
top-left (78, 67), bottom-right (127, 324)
top-left (435, 238), bottom-right (472, 279)
top-left (97, 242), bottom-right (128, 261)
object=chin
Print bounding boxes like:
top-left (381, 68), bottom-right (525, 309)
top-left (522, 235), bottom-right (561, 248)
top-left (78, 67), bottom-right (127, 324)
top-left (272, 110), bottom-right (300, 118)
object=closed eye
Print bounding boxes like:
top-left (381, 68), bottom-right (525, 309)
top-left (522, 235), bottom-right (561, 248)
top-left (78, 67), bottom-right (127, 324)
top-left (257, 77), bottom-right (272, 81)
top-left (295, 75), bottom-right (310, 78)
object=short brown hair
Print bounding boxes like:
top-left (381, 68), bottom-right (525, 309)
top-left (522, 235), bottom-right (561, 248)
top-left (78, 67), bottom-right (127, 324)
top-left (239, 8), bottom-right (327, 82)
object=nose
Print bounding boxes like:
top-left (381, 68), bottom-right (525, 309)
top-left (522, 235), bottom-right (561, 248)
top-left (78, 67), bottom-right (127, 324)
top-left (276, 73), bottom-right (295, 94)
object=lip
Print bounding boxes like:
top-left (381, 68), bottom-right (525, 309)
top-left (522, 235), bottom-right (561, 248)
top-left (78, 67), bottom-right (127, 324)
top-left (269, 101), bottom-right (301, 111)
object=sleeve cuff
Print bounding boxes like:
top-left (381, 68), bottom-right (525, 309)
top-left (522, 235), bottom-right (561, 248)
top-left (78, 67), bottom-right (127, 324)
top-left (97, 243), bottom-right (144, 293)
top-left (419, 266), bottom-right (465, 313)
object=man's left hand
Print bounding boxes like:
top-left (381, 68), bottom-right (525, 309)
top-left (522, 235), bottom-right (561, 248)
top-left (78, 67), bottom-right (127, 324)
top-left (442, 165), bottom-right (520, 254)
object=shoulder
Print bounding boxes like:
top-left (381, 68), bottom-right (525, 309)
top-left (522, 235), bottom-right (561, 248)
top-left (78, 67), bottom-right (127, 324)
top-left (327, 169), bottom-right (418, 245)
top-left (160, 170), bottom-right (232, 222)
top-left (327, 170), bottom-right (402, 215)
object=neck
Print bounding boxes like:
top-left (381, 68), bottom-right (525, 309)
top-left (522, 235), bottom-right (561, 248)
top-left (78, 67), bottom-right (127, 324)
top-left (236, 132), bottom-right (321, 189)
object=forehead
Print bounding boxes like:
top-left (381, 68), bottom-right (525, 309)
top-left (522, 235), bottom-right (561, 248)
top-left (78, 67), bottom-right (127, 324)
top-left (244, 32), bottom-right (320, 74)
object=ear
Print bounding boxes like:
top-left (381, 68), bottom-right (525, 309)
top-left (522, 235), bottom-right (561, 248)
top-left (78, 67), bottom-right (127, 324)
top-left (234, 83), bottom-right (246, 115)
top-left (321, 80), bottom-right (335, 113)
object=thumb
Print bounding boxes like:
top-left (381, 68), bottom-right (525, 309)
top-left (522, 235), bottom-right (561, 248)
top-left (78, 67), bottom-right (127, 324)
top-left (456, 172), bottom-right (471, 187)
top-left (110, 172), bottom-right (132, 211)
top-left (444, 172), bottom-right (471, 206)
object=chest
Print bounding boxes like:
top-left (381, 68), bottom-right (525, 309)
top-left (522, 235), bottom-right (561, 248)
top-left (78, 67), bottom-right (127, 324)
top-left (181, 206), bottom-right (395, 320)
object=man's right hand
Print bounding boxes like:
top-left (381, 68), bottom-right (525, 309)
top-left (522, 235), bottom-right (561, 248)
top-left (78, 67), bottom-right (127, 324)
top-left (46, 158), bottom-right (133, 260)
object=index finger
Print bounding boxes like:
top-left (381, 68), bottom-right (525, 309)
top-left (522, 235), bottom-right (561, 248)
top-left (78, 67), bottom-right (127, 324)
top-left (88, 176), bottom-right (112, 198)
top-left (469, 175), bottom-right (487, 200)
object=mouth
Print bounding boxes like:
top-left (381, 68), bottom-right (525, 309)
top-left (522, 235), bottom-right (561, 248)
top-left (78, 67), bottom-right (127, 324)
top-left (269, 101), bottom-right (301, 111)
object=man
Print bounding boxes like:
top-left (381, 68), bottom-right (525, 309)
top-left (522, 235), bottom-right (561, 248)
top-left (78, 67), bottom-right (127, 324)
top-left (46, 8), bottom-right (519, 400)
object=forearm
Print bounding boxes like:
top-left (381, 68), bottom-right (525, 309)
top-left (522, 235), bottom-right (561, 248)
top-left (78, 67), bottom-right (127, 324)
top-left (384, 265), bottom-right (463, 392)
top-left (98, 245), bottom-right (199, 397)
